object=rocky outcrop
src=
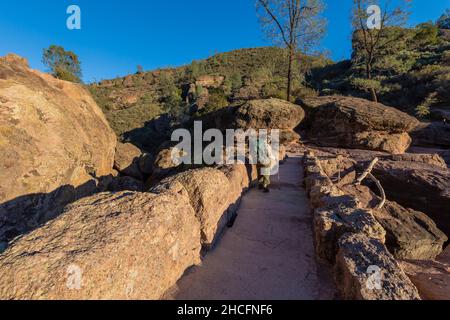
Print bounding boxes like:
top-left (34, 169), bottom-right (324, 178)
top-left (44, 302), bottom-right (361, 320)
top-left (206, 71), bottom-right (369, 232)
top-left (114, 142), bottom-right (143, 180)
top-left (343, 184), bottom-right (447, 260)
top-left (152, 168), bottom-right (236, 247)
top-left (411, 122), bottom-right (450, 148)
top-left (371, 159), bottom-right (450, 237)
top-left (390, 153), bottom-right (447, 168)
top-left (195, 75), bottom-right (224, 89)
top-left (300, 96), bottom-right (419, 154)
top-left (304, 151), bottom-right (421, 300)
top-left (0, 191), bottom-right (201, 300)
top-left (311, 148), bottom-right (448, 261)
top-left (335, 233), bottom-right (420, 300)
top-left (0, 151), bottom-right (258, 299)
top-left (0, 54), bottom-right (116, 245)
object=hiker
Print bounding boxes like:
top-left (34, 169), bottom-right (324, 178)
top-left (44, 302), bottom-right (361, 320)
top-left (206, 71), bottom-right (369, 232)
top-left (256, 134), bottom-right (276, 193)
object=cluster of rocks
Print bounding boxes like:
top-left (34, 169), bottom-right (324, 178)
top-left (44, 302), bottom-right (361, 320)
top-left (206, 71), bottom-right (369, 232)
top-left (0, 54), bottom-right (117, 247)
top-left (0, 55), bottom-right (267, 299)
top-left (0, 162), bottom-right (258, 299)
top-left (1, 53), bottom-right (448, 300)
top-left (298, 96), bottom-right (419, 154)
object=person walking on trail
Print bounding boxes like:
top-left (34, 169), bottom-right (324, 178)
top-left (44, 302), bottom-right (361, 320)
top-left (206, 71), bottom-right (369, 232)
top-left (256, 135), bottom-right (276, 193)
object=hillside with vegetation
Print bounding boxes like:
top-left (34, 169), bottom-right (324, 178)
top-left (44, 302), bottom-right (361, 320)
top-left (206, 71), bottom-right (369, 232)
top-left (88, 47), bottom-right (330, 139)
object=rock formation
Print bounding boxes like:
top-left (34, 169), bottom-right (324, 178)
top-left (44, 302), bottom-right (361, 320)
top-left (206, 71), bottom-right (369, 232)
top-left (299, 96), bottom-right (419, 154)
top-left (0, 54), bottom-right (116, 245)
top-left (0, 191), bottom-right (201, 300)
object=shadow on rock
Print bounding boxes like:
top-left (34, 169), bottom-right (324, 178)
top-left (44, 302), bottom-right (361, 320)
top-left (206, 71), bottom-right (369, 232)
top-left (0, 175), bottom-right (119, 253)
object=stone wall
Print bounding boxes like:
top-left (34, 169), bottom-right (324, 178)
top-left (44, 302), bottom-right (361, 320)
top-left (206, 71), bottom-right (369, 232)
top-left (303, 151), bottom-right (421, 300)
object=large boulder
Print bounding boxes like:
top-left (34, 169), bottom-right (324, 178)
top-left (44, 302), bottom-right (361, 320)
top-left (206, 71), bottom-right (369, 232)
top-left (0, 191), bottom-right (201, 300)
top-left (152, 168), bottom-right (233, 247)
top-left (411, 122), bottom-right (450, 148)
top-left (334, 233), bottom-right (420, 300)
top-left (400, 258), bottom-right (450, 300)
top-left (0, 54), bottom-right (116, 244)
top-left (377, 202), bottom-right (448, 260)
top-left (113, 142), bottom-right (143, 181)
top-left (150, 147), bottom-right (182, 182)
top-left (301, 96), bottom-right (419, 154)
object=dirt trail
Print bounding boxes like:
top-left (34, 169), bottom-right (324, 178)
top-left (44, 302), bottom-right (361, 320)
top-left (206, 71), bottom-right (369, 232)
top-left (171, 154), bottom-right (336, 300)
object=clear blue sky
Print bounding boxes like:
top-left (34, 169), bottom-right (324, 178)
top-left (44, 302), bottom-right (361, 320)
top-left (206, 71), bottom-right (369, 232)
top-left (0, 0), bottom-right (447, 83)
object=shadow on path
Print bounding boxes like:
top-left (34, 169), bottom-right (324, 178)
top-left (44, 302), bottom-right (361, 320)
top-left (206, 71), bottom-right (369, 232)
top-left (171, 155), bottom-right (336, 300)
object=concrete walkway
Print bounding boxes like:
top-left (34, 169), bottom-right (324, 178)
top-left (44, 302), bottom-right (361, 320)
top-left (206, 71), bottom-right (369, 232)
top-left (171, 155), bottom-right (336, 300)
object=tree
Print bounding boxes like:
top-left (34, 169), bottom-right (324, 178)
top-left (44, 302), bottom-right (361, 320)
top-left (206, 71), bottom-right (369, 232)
top-left (351, 0), bottom-right (411, 102)
top-left (256, 0), bottom-right (326, 102)
top-left (42, 45), bottom-right (82, 83)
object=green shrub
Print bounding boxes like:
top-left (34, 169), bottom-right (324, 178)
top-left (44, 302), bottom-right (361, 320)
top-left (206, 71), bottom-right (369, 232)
top-left (42, 45), bottom-right (82, 83)
top-left (292, 86), bottom-right (318, 100)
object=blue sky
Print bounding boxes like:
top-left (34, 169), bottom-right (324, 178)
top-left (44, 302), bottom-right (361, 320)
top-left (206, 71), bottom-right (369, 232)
top-left (0, 0), bottom-right (447, 82)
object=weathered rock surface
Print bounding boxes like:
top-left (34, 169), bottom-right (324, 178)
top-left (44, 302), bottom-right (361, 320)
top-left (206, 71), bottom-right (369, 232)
top-left (314, 205), bottom-right (386, 264)
top-left (376, 202), bottom-right (447, 260)
top-left (411, 122), bottom-right (450, 148)
top-left (197, 98), bottom-right (305, 136)
top-left (390, 153), bottom-right (447, 168)
top-left (106, 176), bottom-right (146, 192)
top-left (218, 164), bottom-right (256, 203)
top-left (113, 142), bottom-right (143, 180)
top-left (304, 151), bottom-right (423, 300)
top-left (152, 168), bottom-right (234, 247)
top-left (138, 153), bottom-right (154, 176)
top-left (0, 54), bottom-right (116, 244)
top-left (0, 191), bottom-right (201, 300)
top-left (302, 96), bottom-right (419, 154)
top-left (233, 98), bottom-right (305, 130)
top-left (342, 185), bottom-right (447, 260)
top-left (314, 149), bottom-right (448, 260)
top-left (334, 233), bottom-right (421, 300)
top-left (400, 259), bottom-right (450, 300)
top-left (372, 160), bottom-right (450, 237)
